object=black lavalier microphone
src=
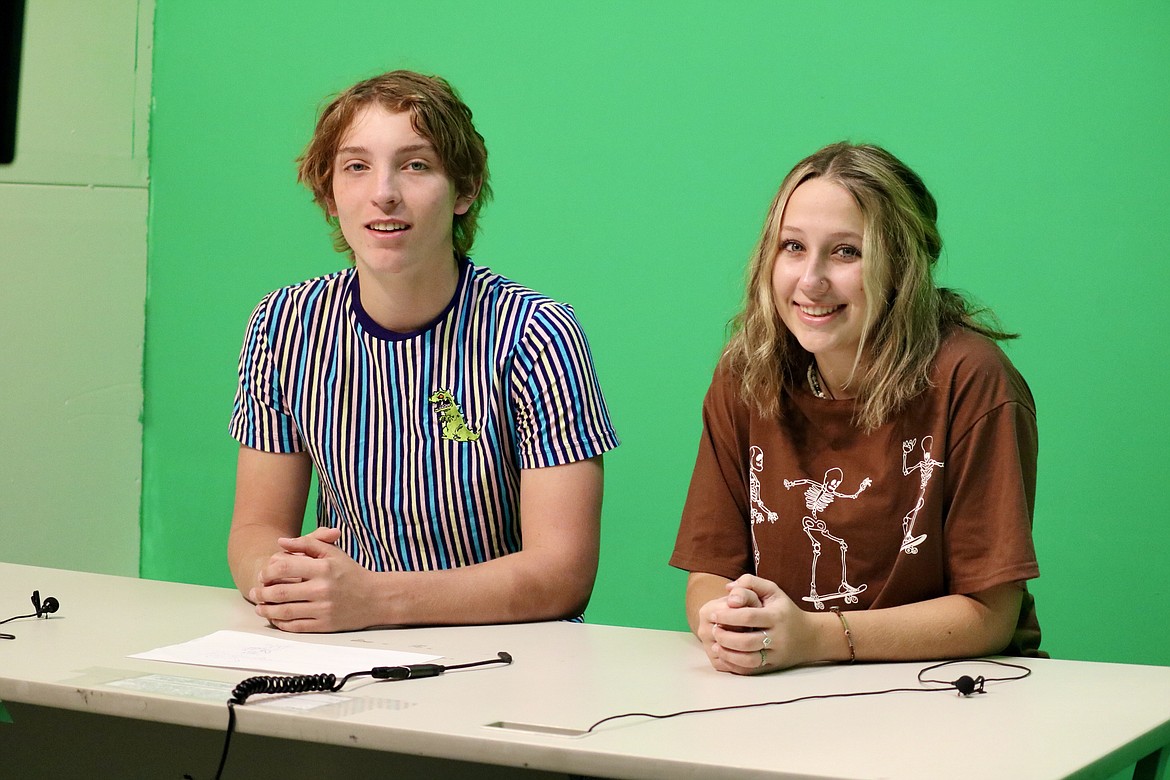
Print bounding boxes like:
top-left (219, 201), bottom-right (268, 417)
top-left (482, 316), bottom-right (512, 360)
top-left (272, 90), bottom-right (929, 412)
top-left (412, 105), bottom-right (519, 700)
top-left (584, 658), bottom-right (1033, 733)
top-left (953, 675), bottom-right (979, 696)
top-left (0, 590), bottom-right (62, 639)
top-left (32, 590), bottom-right (60, 617)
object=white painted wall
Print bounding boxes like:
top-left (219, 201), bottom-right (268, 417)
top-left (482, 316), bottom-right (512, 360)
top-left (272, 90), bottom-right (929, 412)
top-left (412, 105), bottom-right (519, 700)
top-left (0, 0), bottom-right (152, 575)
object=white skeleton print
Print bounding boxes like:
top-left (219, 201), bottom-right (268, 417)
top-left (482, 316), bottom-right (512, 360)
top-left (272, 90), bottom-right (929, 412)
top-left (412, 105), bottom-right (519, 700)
top-left (748, 446), bottom-right (777, 570)
top-left (783, 468), bottom-right (872, 609)
top-left (900, 436), bottom-right (944, 554)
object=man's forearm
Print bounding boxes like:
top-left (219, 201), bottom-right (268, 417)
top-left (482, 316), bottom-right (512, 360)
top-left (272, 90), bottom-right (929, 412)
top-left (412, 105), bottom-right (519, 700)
top-left (361, 548), bottom-right (597, 626)
top-left (227, 522), bottom-right (286, 598)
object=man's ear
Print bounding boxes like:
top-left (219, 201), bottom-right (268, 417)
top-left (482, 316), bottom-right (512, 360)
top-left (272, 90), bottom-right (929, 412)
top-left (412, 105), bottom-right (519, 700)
top-left (454, 180), bottom-right (481, 216)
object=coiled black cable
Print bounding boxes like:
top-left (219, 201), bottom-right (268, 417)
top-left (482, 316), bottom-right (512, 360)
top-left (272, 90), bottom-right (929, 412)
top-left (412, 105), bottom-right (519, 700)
top-left (229, 673), bottom-right (339, 704)
top-left (214, 651), bottom-right (512, 779)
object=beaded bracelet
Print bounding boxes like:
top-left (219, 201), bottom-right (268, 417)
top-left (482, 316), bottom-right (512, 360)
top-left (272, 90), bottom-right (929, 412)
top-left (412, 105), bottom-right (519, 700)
top-left (829, 606), bottom-right (855, 663)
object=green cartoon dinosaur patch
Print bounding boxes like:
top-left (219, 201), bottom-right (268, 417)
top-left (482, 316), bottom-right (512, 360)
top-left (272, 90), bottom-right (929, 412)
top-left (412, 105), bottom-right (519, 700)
top-left (427, 389), bottom-right (481, 442)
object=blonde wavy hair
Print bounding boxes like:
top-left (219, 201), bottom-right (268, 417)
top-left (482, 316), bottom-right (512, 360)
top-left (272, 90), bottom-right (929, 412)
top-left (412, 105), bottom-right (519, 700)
top-left (725, 142), bottom-right (1014, 431)
top-left (296, 70), bottom-right (492, 259)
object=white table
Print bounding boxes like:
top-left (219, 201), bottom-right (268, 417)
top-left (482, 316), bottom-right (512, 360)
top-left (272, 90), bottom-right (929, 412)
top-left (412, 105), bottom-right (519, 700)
top-left (1, 562), bottom-right (1167, 779)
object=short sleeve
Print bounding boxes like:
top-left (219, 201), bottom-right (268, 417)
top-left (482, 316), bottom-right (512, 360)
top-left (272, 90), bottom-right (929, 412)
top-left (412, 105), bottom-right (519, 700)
top-left (509, 302), bottom-right (619, 468)
top-left (228, 294), bottom-right (305, 453)
top-left (943, 399), bottom-right (1039, 594)
top-left (670, 361), bottom-right (755, 579)
top-left (929, 332), bottom-right (1040, 595)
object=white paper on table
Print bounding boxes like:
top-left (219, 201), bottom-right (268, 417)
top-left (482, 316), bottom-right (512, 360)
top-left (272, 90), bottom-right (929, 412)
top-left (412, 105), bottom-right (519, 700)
top-left (130, 630), bottom-right (441, 676)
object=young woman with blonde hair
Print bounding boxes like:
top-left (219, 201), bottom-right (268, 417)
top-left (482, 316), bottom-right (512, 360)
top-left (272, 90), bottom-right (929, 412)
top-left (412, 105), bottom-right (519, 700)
top-left (672, 143), bottom-right (1041, 674)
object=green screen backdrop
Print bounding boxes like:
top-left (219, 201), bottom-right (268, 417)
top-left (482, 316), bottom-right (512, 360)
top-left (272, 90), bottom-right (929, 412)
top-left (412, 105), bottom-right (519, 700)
top-left (143, 1), bottom-right (1170, 666)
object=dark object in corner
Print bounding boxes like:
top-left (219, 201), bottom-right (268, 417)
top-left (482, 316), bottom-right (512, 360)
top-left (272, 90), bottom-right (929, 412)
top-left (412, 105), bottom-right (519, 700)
top-left (1, 0), bottom-right (26, 165)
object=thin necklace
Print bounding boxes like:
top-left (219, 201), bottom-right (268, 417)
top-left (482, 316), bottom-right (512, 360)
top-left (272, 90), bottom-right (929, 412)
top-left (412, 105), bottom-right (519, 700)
top-left (807, 363), bottom-right (835, 400)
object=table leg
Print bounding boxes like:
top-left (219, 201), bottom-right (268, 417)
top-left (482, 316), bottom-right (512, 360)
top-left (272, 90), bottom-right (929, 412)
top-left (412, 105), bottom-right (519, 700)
top-left (1134, 746), bottom-right (1169, 780)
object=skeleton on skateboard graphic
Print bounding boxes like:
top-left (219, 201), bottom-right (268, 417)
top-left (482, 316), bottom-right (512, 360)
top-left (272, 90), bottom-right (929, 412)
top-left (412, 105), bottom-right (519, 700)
top-left (900, 436), bottom-right (944, 554)
top-left (784, 467), bottom-right (872, 610)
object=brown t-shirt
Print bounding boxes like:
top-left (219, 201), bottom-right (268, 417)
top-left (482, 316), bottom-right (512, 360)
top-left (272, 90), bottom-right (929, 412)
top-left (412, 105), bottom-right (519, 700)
top-left (671, 328), bottom-right (1042, 655)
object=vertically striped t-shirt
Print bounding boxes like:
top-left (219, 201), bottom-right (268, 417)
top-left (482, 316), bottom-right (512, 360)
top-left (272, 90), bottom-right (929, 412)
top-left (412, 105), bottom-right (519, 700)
top-left (229, 258), bottom-right (620, 572)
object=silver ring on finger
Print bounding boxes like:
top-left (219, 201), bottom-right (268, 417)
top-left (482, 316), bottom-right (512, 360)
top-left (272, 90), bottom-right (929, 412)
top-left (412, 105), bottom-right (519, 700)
top-left (761, 630), bottom-right (772, 650)
top-left (758, 649), bottom-right (768, 668)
